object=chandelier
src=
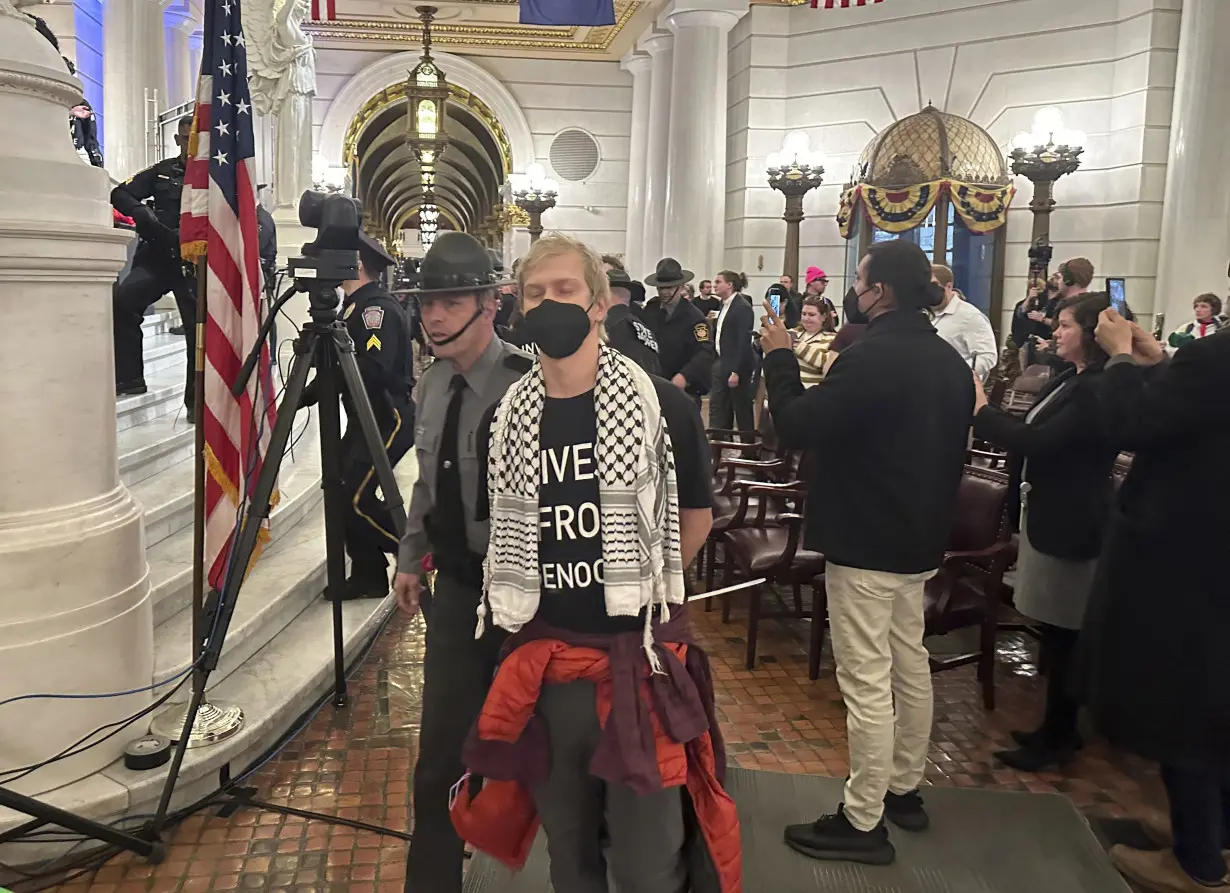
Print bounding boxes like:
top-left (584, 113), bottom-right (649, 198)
top-left (404, 6), bottom-right (449, 178)
top-left (419, 202), bottom-right (439, 249)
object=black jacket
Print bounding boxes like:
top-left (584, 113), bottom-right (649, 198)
top-left (111, 156), bottom-right (186, 265)
top-left (715, 295), bottom-right (755, 381)
top-left (256, 205), bottom-right (278, 288)
top-left (1081, 334), bottom-right (1230, 766)
top-left (606, 303), bottom-right (661, 376)
top-left (641, 296), bottom-right (714, 396)
top-left (972, 368), bottom-right (1117, 560)
top-left (763, 310), bottom-right (974, 574)
top-left (70, 113), bottom-right (103, 167)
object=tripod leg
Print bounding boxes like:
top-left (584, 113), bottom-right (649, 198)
top-left (314, 338), bottom-right (351, 708)
top-left (0, 786), bottom-right (163, 861)
top-left (334, 337), bottom-right (407, 538)
top-left (150, 330), bottom-right (319, 835)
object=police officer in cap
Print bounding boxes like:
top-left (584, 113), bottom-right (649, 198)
top-left (112, 114), bottom-right (198, 408)
top-left (300, 232), bottom-right (415, 599)
top-left (605, 267), bottom-right (660, 375)
top-left (641, 257), bottom-right (715, 402)
top-left (392, 232), bottom-right (532, 893)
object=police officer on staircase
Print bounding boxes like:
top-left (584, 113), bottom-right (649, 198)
top-left (111, 114), bottom-right (198, 408)
top-left (391, 232), bottom-right (533, 893)
top-left (300, 233), bottom-right (414, 600)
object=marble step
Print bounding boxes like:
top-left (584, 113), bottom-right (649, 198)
top-left (129, 411), bottom-right (320, 551)
top-left (147, 427), bottom-right (324, 628)
top-left (141, 332), bottom-right (191, 377)
top-left (0, 592), bottom-right (397, 866)
top-left (116, 361), bottom-right (189, 433)
top-left (141, 308), bottom-right (181, 337)
top-left (117, 412), bottom-right (196, 488)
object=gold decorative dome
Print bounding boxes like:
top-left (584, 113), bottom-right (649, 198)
top-left (853, 105), bottom-right (1010, 188)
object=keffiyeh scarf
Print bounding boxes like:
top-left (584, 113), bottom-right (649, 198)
top-left (480, 346), bottom-right (686, 669)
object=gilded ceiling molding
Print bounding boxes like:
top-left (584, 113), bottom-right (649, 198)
top-left (342, 83), bottom-right (513, 175)
top-left (306, 0), bottom-right (637, 52)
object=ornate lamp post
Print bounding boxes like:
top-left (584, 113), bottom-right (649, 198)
top-left (1008, 107), bottom-right (1084, 250)
top-left (766, 130), bottom-right (824, 289)
top-left (405, 6), bottom-right (449, 187)
top-left (510, 162), bottom-right (557, 243)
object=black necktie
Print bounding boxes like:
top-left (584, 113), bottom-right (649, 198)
top-left (435, 374), bottom-right (468, 540)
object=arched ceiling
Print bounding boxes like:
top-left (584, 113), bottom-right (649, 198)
top-left (355, 96), bottom-right (507, 238)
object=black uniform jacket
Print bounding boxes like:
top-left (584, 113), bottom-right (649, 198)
top-left (111, 156), bottom-right (186, 264)
top-left (606, 303), bottom-right (661, 375)
top-left (641, 295), bottom-right (714, 395)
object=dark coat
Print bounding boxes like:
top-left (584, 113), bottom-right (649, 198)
top-left (1081, 333), bottom-right (1230, 767)
top-left (606, 303), bottom-right (661, 376)
top-left (972, 368), bottom-right (1118, 561)
top-left (642, 296), bottom-right (715, 396)
top-left (762, 309), bottom-right (974, 574)
top-left (715, 295), bottom-right (755, 381)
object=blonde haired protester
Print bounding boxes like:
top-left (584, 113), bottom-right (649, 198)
top-left (449, 234), bottom-right (742, 892)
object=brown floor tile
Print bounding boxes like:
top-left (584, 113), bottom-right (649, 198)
top-left (22, 595), bottom-right (1161, 893)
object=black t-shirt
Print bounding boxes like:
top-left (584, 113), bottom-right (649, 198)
top-left (478, 377), bottom-right (712, 633)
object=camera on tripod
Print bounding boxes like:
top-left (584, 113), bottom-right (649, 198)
top-left (288, 190), bottom-right (363, 290)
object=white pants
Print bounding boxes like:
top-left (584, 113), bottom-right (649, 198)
top-left (826, 562), bottom-right (936, 831)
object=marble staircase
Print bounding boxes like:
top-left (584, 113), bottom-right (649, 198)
top-left (0, 309), bottom-right (403, 862)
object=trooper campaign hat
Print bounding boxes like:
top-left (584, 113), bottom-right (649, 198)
top-left (644, 257), bottom-right (694, 288)
top-left (607, 267), bottom-right (645, 305)
top-left (406, 231), bottom-right (513, 298)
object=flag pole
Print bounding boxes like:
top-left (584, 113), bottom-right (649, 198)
top-left (149, 257), bottom-right (243, 746)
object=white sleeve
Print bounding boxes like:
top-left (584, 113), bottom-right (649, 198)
top-left (965, 308), bottom-right (999, 380)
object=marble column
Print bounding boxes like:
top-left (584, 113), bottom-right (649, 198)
top-left (163, 10), bottom-right (198, 109)
top-left (1154, 0), bottom-right (1230, 333)
top-left (639, 30), bottom-right (672, 270)
top-left (0, 3), bottom-right (151, 794)
top-left (102, 0), bottom-right (149, 177)
top-left (145, 0), bottom-right (167, 116)
top-left (620, 51), bottom-right (652, 279)
top-left (661, 0), bottom-right (745, 279)
top-left (188, 28), bottom-right (202, 94)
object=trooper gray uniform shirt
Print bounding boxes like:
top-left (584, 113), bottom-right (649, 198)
top-left (397, 334), bottom-right (533, 573)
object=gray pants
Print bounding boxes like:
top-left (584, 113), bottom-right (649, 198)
top-left (532, 680), bottom-right (688, 893)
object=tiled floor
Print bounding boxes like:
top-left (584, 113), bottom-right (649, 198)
top-left (32, 593), bottom-right (1160, 893)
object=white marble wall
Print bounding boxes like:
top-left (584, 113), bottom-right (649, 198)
top-left (725, 0), bottom-right (1181, 331)
top-left (312, 49), bottom-right (632, 260)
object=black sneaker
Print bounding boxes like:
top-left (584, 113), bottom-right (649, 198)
top-left (883, 789), bottom-right (929, 832)
top-left (784, 805), bottom-right (895, 866)
top-left (1011, 728), bottom-right (1084, 751)
top-left (116, 379), bottom-right (148, 396)
top-left (169, 324), bottom-right (186, 336)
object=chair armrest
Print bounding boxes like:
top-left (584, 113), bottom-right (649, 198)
top-left (710, 440), bottom-right (763, 453)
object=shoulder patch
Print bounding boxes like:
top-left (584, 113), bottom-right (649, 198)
top-left (694, 322), bottom-right (710, 342)
top-left (342, 304), bottom-right (355, 319)
top-left (362, 306), bottom-right (384, 330)
top-left (631, 318), bottom-right (659, 352)
top-left (366, 333), bottom-right (381, 351)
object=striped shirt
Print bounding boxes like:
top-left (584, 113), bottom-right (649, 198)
top-left (793, 329), bottom-right (837, 387)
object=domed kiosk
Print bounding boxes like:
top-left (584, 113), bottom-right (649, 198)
top-left (838, 105), bottom-right (1015, 327)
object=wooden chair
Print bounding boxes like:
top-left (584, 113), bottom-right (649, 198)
top-left (718, 484), bottom-right (828, 673)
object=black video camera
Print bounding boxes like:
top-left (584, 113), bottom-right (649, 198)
top-left (288, 190), bottom-right (362, 288)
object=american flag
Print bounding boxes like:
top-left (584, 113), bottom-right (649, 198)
top-left (180, 0), bottom-right (279, 589)
top-left (810, 0), bottom-right (882, 8)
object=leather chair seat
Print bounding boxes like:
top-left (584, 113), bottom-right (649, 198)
top-left (924, 572), bottom-right (986, 635)
top-left (712, 492), bottom-right (765, 529)
top-left (725, 527), bottom-right (825, 578)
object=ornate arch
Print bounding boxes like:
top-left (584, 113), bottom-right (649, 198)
top-left (317, 51), bottom-right (534, 172)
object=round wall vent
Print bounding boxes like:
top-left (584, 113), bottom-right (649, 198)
top-left (549, 129), bottom-right (601, 182)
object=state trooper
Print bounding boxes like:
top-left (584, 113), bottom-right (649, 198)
top-left (111, 114), bottom-right (197, 408)
top-left (300, 233), bottom-right (415, 599)
top-left (641, 257), bottom-right (715, 403)
top-left (391, 232), bottom-right (532, 893)
top-left (605, 267), bottom-right (660, 375)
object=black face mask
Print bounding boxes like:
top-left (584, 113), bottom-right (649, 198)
top-left (522, 299), bottom-right (594, 359)
top-left (844, 286), bottom-right (880, 325)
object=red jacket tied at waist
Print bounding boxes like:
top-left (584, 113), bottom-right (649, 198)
top-left (449, 611), bottom-right (743, 893)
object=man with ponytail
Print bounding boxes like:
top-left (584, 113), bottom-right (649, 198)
top-left (758, 239), bottom-right (974, 867)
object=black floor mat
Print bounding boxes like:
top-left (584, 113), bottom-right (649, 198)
top-left (462, 767), bottom-right (1133, 892)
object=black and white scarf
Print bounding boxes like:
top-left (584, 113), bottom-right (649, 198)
top-left (479, 346), bottom-right (685, 668)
